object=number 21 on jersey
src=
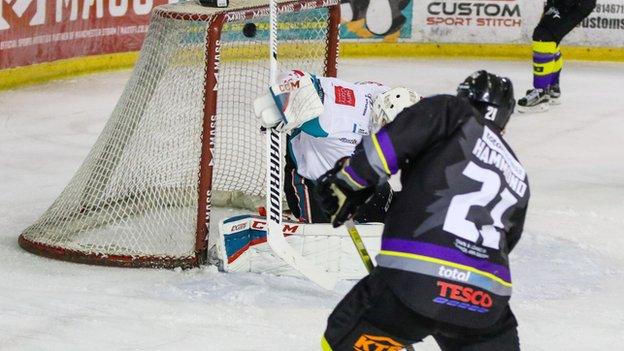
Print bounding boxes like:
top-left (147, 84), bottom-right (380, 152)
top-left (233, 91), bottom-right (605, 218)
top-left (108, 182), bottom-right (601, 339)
top-left (443, 161), bottom-right (518, 249)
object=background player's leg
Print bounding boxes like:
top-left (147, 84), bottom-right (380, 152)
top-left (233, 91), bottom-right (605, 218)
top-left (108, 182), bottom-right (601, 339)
top-left (545, 0), bottom-right (596, 104)
top-left (550, 50), bottom-right (563, 104)
top-left (519, 0), bottom-right (596, 112)
top-left (518, 16), bottom-right (558, 112)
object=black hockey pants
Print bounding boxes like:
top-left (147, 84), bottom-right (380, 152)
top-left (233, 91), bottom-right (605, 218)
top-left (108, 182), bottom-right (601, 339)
top-left (322, 269), bottom-right (520, 351)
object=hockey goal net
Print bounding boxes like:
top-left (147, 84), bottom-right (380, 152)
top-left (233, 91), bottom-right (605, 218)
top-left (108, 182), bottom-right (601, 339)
top-left (19, 0), bottom-right (340, 268)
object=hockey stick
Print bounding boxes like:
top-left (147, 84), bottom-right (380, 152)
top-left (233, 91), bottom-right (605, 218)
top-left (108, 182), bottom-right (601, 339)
top-left (344, 220), bottom-right (374, 273)
top-left (264, 0), bottom-right (336, 290)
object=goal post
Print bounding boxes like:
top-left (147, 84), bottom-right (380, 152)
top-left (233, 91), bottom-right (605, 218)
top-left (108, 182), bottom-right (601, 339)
top-left (19, 0), bottom-right (340, 269)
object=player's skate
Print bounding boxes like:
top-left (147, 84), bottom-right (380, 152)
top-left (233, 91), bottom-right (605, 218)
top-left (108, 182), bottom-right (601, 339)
top-left (517, 88), bottom-right (550, 113)
top-left (548, 84), bottom-right (561, 105)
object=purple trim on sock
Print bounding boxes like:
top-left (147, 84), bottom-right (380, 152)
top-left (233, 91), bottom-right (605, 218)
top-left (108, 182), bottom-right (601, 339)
top-left (381, 238), bottom-right (511, 282)
top-left (344, 165), bottom-right (369, 188)
top-left (376, 128), bottom-right (399, 174)
top-left (533, 52), bottom-right (555, 64)
top-left (553, 52), bottom-right (562, 85)
top-left (553, 71), bottom-right (560, 85)
top-left (533, 74), bottom-right (555, 90)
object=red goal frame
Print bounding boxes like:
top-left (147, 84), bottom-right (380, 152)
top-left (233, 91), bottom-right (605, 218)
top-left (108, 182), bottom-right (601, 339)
top-left (18, 0), bottom-right (340, 269)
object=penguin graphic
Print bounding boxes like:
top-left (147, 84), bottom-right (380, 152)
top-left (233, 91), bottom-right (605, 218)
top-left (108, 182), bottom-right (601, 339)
top-left (341, 0), bottom-right (410, 41)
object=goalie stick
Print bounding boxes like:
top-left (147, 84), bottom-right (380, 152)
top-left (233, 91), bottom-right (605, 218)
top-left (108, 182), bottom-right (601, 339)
top-left (264, 0), bottom-right (337, 290)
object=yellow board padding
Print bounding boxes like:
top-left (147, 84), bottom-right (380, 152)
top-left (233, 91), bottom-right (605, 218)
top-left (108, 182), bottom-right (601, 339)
top-left (0, 52), bottom-right (139, 90)
top-left (341, 42), bottom-right (624, 62)
top-left (2, 42), bottom-right (624, 90)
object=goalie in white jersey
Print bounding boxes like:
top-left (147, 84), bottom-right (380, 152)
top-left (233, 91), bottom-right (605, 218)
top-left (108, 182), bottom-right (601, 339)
top-left (255, 70), bottom-right (422, 223)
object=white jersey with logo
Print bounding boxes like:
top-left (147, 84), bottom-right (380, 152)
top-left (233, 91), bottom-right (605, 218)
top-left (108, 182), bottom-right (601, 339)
top-left (288, 77), bottom-right (389, 180)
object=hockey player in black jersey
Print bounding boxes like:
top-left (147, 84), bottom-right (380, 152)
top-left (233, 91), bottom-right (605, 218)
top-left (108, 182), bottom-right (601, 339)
top-left (317, 71), bottom-right (529, 351)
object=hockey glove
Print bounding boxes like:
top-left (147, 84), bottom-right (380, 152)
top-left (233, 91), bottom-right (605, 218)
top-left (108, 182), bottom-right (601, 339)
top-left (253, 71), bottom-right (324, 133)
top-left (316, 157), bottom-right (374, 228)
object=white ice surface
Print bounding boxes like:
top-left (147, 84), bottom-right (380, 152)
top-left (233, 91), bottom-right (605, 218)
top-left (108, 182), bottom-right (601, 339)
top-left (1, 58), bottom-right (624, 350)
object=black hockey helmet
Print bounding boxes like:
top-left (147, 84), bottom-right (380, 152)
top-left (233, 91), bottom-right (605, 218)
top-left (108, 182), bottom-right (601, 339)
top-left (457, 70), bottom-right (515, 130)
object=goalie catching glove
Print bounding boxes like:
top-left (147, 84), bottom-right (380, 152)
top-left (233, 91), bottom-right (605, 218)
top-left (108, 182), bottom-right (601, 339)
top-left (253, 71), bottom-right (325, 133)
top-left (316, 157), bottom-right (375, 228)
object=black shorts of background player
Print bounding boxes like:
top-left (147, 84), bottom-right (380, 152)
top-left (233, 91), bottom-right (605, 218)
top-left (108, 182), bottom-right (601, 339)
top-left (518, 0), bottom-right (596, 113)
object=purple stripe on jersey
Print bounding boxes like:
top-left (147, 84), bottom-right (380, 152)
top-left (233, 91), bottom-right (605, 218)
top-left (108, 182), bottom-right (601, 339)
top-left (376, 128), bottom-right (399, 173)
top-left (381, 238), bottom-right (511, 282)
top-left (344, 165), bottom-right (369, 187)
top-left (533, 52), bottom-right (555, 64)
top-left (533, 74), bottom-right (555, 90)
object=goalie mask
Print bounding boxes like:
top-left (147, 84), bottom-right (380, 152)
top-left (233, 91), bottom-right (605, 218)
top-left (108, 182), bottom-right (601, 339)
top-left (457, 70), bottom-right (516, 130)
top-left (371, 87), bottom-right (422, 132)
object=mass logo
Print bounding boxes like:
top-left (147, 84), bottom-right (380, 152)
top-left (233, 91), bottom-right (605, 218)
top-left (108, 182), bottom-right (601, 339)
top-left (334, 85), bottom-right (356, 106)
top-left (0, 0), bottom-right (45, 30)
top-left (354, 334), bottom-right (404, 351)
top-left (0, 0), bottom-right (158, 31)
top-left (433, 281), bottom-right (492, 313)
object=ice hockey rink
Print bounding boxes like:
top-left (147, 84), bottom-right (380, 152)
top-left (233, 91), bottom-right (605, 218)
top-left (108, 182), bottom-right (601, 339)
top-left (1, 58), bottom-right (623, 350)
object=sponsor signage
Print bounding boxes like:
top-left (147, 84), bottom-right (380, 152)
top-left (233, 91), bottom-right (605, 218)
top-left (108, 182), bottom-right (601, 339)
top-left (566, 0), bottom-right (624, 46)
top-left (334, 85), bottom-right (356, 106)
top-left (3, 0), bottom-right (623, 79)
top-left (354, 334), bottom-right (403, 351)
top-left (0, 0), bottom-right (172, 69)
top-left (438, 265), bottom-right (471, 282)
top-left (433, 280), bottom-right (492, 313)
top-left (413, 0), bottom-right (524, 43)
top-left (250, 219), bottom-right (301, 235)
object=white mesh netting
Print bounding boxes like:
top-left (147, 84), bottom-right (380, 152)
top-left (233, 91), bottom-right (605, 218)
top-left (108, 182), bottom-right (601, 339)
top-left (19, 0), bottom-right (337, 268)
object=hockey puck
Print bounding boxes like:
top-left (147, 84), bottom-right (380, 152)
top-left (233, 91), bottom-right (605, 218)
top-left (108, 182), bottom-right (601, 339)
top-left (198, 0), bottom-right (228, 7)
top-left (243, 22), bottom-right (257, 38)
